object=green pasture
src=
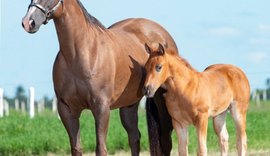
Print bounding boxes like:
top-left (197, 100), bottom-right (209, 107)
top-left (0, 101), bottom-right (270, 155)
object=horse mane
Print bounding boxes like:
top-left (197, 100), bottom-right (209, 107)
top-left (76, 0), bottom-right (106, 29)
top-left (167, 49), bottom-right (196, 71)
top-left (178, 56), bottom-right (196, 71)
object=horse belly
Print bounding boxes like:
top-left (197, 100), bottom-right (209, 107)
top-left (111, 86), bottom-right (143, 109)
top-left (110, 50), bottom-right (146, 109)
top-left (110, 67), bottom-right (144, 109)
top-left (205, 71), bottom-right (234, 117)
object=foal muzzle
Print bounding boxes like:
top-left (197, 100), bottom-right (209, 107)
top-left (143, 85), bottom-right (155, 98)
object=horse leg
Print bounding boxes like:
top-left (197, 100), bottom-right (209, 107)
top-left (146, 98), bottom-right (163, 156)
top-left (58, 101), bottom-right (82, 156)
top-left (92, 101), bottom-right (110, 156)
top-left (172, 120), bottom-right (188, 156)
top-left (213, 110), bottom-right (229, 156)
top-left (195, 114), bottom-right (208, 156)
top-left (158, 109), bottom-right (173, 156)
top-left (229, 102), bottom-right (247, 156)
top-left (154, 88), bottom-right (173, 156)
top-left (120, 102), bottom-right (140, 156)
top-left (146, 97), bottom-right (172, 156)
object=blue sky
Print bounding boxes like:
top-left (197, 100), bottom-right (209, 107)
top-left (1, 0), bottom-right (270, 99)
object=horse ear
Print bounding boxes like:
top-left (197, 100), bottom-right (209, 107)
top-left (158, 43), bottom-right (165, 55)
top-left (145, 43), bottom-right (152, 55)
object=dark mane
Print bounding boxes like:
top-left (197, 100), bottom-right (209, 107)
top-left (76, 0), bottom-right (106, 29)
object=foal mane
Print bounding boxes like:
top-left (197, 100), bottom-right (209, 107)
top-left (76, 0), bottom-right (106, 30)
top-left (167, 49), bottom-right (196, 71)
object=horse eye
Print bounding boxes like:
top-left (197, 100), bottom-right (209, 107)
top-left (155, 64), bottom-right (162, 72)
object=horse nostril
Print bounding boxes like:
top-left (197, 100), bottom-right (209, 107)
top-left (143, 87), bottom-right (147, 95)
top-left (22, 22), bottom-right (25, 28)
top-left (143, 86), bottom-right (150, 96)
top-left (146, 88), bottom-right (150, 96)
top-left (29, 19), bottom-right (35, 28)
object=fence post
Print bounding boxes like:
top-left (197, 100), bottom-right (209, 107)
top-left (251, 90), bottom-right (257, 101)
top-left (4, 100), bottom-right (9, 116)
top-left (52, 97), bottom-right (57, 113)
top-left (21, 101), bottom-right (26, 114)
top-left (38, 98), bottom-right (45, 113)
top-left (256, 93), bottom-right (261, 107)
top-left (15, 99), bottom-right (19, 111)
top-left (29, 87), bottom-right (35, 118)
top-left (0, 88), bottom-right (3, 117)
top-left (263, 90), bottom-right (267, 101)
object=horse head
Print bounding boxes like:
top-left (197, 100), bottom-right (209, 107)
top-left (143, 43), bottom-right (170, 97)
top-left (22, 0), bottom-right (63, 33)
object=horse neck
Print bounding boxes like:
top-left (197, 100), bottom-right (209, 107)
top-left (166, 54), bottom-right (198, 91)
top-left (53, 0), bottom-right (105, 62)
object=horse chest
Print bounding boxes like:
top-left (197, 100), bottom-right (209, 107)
top-left (53, 55), bottom-right (115, 110)
top-left (165, 93), bottom-right (194, 125)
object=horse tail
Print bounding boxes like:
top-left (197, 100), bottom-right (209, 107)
top-left (146, 98), bottom-right (163, 156)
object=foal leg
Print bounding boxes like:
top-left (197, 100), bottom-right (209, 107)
top-left (213, 110), bottom-right (229, 156)
top-left (230, 102), bottom-right (247, 156)
top-left (92, 101), bottom-right (111, 156)
top-left (120, 103), bottom-right (140, 156)
top-left (195, 114), bottom-right (208, 156)
top-left (58, 101), bottom-right (82, 156)
top-left (172, 120), bottom-right (188, 156)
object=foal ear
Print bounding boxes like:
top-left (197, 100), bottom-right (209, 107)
top-left (158, 43), bottom-right (165, 55)
top-left (145, 43), bottom-right (152, 55)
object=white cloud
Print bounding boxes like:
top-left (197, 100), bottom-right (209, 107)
top-left (248, 38), bottom-right (270, 46)
top-left (248, 24), bottom-right (270, 46)
top-left (247, 52), bottom-right (268, 64)
top-left (258, 24), bottom-right (270, 35)
top-left (206, 27), bottom-right (241, 37)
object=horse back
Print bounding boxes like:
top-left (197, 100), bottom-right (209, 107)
top-left (203, 64), bottom-right (250, 104)
top-left (109, 18), bottom-right (178, 53)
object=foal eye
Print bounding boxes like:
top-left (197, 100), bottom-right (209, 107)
top-left (155, 64), bottom-right (162, 72)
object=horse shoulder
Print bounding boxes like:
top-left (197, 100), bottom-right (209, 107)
top-left (53, 52), bottom-right (70, 94)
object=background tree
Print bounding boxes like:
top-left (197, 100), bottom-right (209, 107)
top-left (266, 78), bottom-right (270, 100)
top-left (43, 95), bottom-right (53, 109)
top-left (15, 85), bottom-right (27, 105)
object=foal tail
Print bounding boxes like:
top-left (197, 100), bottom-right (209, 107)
top-left (146, 98), bottom-right (163, 156)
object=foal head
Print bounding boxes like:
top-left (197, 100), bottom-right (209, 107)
top-left (22, 0), bottom-right (63, 33)
top-left (143, 43), bottom-right (170, 97)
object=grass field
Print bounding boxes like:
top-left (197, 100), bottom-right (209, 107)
top-left (0, 101), bottom-right (270, 155)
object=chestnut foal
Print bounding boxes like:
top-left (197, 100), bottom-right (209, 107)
top-left (143, 43), bottom-right (250, 156)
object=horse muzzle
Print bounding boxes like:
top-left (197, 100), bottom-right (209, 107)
top-left (22, 16), bottom-right (40, 33)
top-left (143, 85), bottom-right (155, 98)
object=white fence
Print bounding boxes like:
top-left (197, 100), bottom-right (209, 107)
top-left (0, 88), bottom-right (10, 117)
top-left (0, 87), bottom-right (268, 118)
top-left (251, 89), bottom-right (268, 107)
top-left (0, 88), bottom-right (3, 117)
top-left (29, 87), bottom-right (35, 118)
top-left (0, 87), bottom-right (58, 118)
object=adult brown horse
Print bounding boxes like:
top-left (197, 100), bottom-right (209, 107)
top-left (22, 0), bottom-right (176, 155)
top-left (143, 43), bottom-right (250, 156)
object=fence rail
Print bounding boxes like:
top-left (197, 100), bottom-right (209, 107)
top-left (0, 87), bottom-right (268, 118)
top-left (0, 87), bottom-right (58, 118)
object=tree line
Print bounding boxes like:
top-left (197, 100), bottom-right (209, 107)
top-left (4, 85), bottom-right (54, 111)
top-left (3, 77), bottom-right (270, 110)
